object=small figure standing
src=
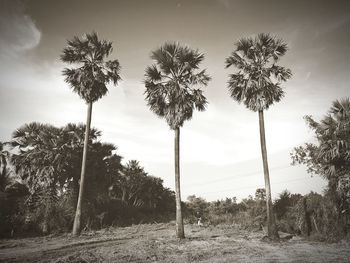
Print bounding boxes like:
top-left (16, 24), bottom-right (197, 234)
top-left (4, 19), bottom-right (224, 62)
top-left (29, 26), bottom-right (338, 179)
top-left (195, 211), bottom-right (203, 227)
top-left (197, 217), bottom-right (203, 227)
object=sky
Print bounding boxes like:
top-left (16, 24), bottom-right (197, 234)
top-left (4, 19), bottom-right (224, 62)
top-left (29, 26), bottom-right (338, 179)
top-left (1, 0), bottom-right (350, 201)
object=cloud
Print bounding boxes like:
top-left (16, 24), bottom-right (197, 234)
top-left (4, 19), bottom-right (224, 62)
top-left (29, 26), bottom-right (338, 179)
top-left (0, 0), bottom-right (41, 57)
top-left (317, 15), bottom-right (350, 36)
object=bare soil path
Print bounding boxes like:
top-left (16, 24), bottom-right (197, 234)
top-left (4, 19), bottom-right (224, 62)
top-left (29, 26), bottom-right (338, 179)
top-left (1, 223), bottom-right (349, 262)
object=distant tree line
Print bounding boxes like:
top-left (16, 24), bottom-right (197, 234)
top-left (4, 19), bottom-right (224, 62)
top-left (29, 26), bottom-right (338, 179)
top-left (184, 188), bottom-right (348, 242)
top-left (0, 123), bottom-right (175, 237)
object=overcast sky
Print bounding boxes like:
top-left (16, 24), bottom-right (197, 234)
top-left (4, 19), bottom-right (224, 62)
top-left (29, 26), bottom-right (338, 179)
top-left (1, 0), bottom-right (350, 201)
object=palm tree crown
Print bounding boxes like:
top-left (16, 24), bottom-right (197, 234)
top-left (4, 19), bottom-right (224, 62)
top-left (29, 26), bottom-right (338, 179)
top-left (225, 33), bottom-right (292, 111)
top-left (61, 32), bottom-right (121, 103)
top-left (144, 42), bottom-right (211, 129)
top-left (304, 98), bottom-right (350, 164)
top-left (330, 98), bottom-right (350, 122)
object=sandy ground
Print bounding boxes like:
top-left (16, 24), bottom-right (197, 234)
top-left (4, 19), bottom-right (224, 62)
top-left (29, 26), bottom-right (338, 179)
top-left (0, 223), bottom-right (350, 263)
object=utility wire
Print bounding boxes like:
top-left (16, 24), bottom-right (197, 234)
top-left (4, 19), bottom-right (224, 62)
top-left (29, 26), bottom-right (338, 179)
top-left (183, 164), bottom-right (292, 188)
top-left (191, 176), bottom-right (312, 196)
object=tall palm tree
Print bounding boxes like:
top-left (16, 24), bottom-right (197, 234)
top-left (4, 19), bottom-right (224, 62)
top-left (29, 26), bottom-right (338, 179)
top-left (144, 42), bottom-right (211, 238)
top-left (61, 32), bottom-right (121, 236)
top-left (225, 33), bottom-right (292, 239)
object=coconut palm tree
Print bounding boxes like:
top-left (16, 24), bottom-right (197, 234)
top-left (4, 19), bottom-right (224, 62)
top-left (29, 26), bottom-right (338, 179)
top-left (225, 33), bottom-right (292, 239)
top-left (144, 42), bottom-right (211, 238)
top-left (61, 32), bottom-right (121, 236)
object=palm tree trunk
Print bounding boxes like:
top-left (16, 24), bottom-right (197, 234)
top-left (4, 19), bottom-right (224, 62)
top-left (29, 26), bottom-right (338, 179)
top-left (302, 197), bottom-right (311, 236)
top-left (175, 127), bottom-right (185, 238)
top-left (0, 156), bottom-right (6, 178)
top-left (42, 206), bottom-right (50, 235)
top-left (258, 110), bottom-right (279, 240)
top-left (72, 101), bottom-right (93, 236)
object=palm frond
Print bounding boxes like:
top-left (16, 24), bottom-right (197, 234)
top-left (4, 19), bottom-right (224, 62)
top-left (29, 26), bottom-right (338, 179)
top-left (61, 32), bottom-right (121, 103)
top-left (105, 60), bottom-right (122, 85)
top-left (225, 33), bottom-right (291, 111)
top-left (144, 42), bottom-right (210, 129)
top-left (145, 65), bottom-right (162, 82)
top-left (192, 89), bottom-right (208, 111)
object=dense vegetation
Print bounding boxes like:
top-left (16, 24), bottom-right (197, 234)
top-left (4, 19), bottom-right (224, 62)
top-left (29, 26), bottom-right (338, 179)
top-left (0, 123), bottom-right (175, 237)
top-left (184, 189), bottom-right (349, 241)
top-left (291, 98), bottom-right (350, 240)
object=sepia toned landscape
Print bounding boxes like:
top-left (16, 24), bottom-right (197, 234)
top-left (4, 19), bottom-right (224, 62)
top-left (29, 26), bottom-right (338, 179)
top-left (1, 0), bottom-right (350, 262)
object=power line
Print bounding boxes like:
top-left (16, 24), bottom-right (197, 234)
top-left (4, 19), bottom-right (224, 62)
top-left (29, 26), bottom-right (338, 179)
top-left (191, 176), bottom-right (312, 196)
top-left (183, 164), bottom-right (292, 188)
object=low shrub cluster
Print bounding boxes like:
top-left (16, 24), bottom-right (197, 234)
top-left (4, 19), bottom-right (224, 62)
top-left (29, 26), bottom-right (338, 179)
top-left (184, 189), bottom-right (350, 241)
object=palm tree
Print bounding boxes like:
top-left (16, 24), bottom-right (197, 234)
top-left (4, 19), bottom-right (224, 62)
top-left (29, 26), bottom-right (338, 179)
top-left (60, 32), bottom-right (121, 236)
top-left (11, 123), bottom-right (63, 234)
top-left (144, 42), bottom-right (211, 238)
top-left (225, 33), bottom-right (292, 239)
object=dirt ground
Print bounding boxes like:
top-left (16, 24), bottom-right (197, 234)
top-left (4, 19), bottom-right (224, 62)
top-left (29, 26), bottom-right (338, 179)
top-left (0, 223), bottom-right (350, 263)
